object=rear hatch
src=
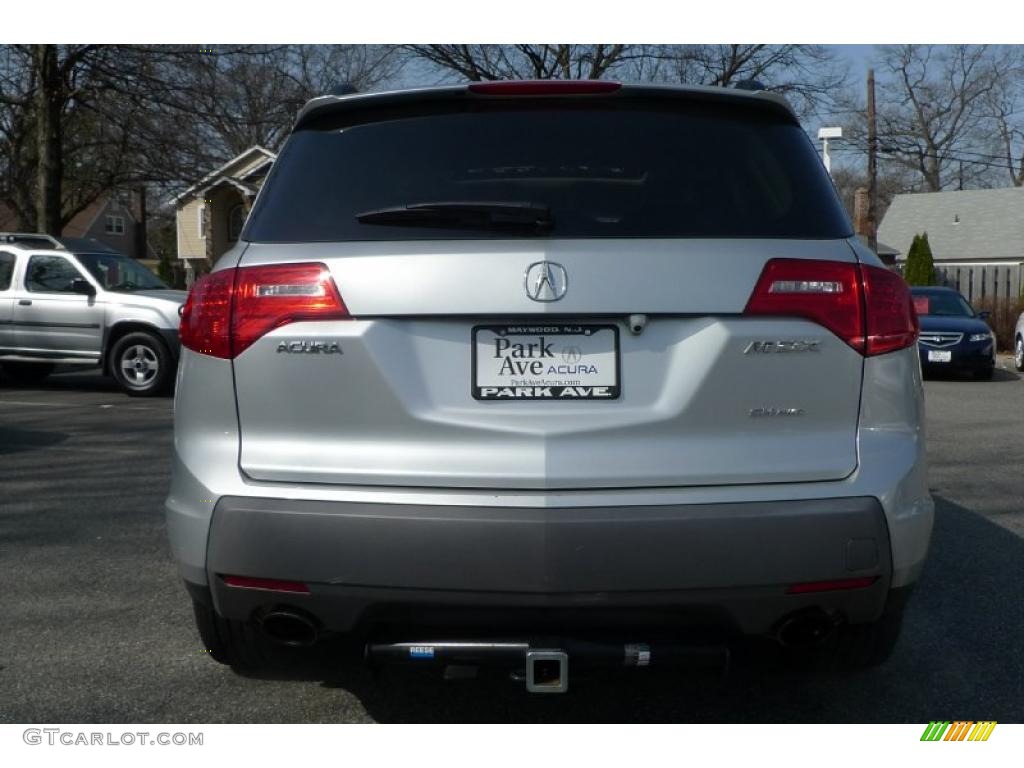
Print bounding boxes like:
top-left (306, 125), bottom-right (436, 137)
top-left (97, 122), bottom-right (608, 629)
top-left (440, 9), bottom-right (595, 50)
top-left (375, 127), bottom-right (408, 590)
top-left (228, 86), bottom-right (865, 490)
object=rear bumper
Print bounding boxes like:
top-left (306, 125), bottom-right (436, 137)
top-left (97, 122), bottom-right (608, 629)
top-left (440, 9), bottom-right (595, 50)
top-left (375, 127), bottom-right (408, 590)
top-left (202, 495), bottom-right (892, 636)
top-left (166, 347), bottom-right (932, 637)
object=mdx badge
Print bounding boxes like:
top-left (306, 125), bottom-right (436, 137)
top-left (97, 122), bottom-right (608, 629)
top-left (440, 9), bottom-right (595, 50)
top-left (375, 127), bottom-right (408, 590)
top-left (744, 340), bottom-right (821, 354)
top-left (276, 340), bottom-right (343, 354)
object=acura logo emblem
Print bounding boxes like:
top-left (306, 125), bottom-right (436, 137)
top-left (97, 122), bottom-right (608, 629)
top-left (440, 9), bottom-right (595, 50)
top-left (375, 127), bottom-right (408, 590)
top-left (524, 261), bottom-right (568, 302)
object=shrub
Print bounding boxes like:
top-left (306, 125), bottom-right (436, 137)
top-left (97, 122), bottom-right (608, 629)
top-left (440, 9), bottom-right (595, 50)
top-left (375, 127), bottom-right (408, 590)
top-left (969, 296), bottom-right (1022, 352)
top-left (904, 232), bottom-right (935, 286)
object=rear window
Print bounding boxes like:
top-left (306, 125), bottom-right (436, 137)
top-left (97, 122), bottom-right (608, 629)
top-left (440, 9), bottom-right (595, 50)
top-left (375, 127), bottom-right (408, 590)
top-left (245, 100), bottom-right (852, 242)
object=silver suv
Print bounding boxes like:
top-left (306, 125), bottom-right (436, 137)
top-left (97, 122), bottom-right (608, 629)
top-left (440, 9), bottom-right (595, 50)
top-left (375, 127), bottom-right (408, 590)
top-left (168, 82), bottom-right (931, 691)
top-left (0, 234), bottom-right (184, 396)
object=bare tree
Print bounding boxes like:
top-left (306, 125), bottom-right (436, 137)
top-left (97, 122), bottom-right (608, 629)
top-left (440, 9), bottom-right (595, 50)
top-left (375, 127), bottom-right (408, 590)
top-left (872, 45), bottom-right (1009, 191)
top-left (403, 45), bottom-right (637, 81)
top-left (648, 45), bottom-right (849, 120)
top-left (0, 45), bottom-right (37, 227)
top-left (985, 52), bottom-right (1024, 186)
top-left (0, 44), bottom-right (177, 232)
top-left (403, 44), bottom-right (847, 121)
top-left (0, 44), bottom-right (403, 233)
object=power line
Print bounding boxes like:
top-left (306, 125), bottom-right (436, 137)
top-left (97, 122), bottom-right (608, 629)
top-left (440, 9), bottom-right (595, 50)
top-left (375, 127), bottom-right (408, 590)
top-left (827, 140), bottom-right (1022, 175)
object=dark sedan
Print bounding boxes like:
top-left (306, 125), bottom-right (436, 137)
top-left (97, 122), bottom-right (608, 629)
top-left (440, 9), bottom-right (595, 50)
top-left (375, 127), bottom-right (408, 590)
top-left (911, 286), bottom-right (995, 380)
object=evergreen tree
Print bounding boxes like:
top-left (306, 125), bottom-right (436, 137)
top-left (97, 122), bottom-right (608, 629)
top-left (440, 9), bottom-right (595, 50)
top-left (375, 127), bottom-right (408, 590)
top-left (904, 233), bottom-right (935, 285)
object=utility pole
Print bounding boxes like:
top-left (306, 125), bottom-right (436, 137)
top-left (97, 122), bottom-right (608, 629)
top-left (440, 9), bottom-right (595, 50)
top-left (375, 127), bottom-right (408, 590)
top-left (34, 44), bottom-right (63, 235)
top-left (866, 68), bottom-right (878, 253)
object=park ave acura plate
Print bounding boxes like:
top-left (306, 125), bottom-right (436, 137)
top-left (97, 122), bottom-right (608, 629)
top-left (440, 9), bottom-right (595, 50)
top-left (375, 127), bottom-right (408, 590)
top-left (472, 324), bottom-right (620, 400)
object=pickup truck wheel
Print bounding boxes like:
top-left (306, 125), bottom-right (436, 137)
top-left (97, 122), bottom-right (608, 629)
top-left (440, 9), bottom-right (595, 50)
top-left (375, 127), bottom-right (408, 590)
top-left (109, 332), bottom-right (172, 397)
top-left (0, 362), bottom-right (55, 385)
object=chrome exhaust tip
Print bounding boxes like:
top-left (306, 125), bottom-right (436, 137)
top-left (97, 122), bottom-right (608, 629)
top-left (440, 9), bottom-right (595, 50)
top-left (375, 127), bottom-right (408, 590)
top-left (776, 611), bottom-right (836, 648)
top-left (260, 610), bottom-right (318, 647)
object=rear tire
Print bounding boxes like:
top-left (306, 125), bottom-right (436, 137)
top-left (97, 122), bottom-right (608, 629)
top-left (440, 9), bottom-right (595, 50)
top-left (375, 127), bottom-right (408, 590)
top-left (1015, 336), bottom-right (1024, 371)
top-left (0, 361), bottom-right (55, 385)
top-left (109, 331), bottom-right (173, 397)
top-left (192, 599), bottom-right (273, 672)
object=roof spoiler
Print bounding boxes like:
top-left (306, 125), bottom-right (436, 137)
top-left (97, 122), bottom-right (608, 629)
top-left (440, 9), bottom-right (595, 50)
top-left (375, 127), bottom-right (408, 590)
top-left (293, 82), bottom-right (797, 131)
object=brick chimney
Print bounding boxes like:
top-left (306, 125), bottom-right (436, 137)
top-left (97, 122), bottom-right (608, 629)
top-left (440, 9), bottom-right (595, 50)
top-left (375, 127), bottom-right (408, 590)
top-left (853, 187), bottom-right (870, 236)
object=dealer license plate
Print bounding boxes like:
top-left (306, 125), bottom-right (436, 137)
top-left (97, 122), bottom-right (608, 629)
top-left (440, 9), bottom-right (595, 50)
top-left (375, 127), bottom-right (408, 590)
top-left (472, 324), bottom-right (620, 400)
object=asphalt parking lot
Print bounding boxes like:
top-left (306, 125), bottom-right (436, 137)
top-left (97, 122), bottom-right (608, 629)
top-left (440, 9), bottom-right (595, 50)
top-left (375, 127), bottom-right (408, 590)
top-left (1, 363), bottom-right (1022, 723)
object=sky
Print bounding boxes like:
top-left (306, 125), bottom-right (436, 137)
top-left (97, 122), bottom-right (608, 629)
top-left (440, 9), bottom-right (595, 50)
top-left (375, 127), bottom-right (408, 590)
top-left (833, 44), bottom-right (878, 76)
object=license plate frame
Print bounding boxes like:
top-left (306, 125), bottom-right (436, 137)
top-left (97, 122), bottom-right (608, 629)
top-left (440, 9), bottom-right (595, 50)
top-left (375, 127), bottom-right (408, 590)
top-left (927, 349), bottom-right (952, 363)
top-left (472, 323), bottom-right (620, 401)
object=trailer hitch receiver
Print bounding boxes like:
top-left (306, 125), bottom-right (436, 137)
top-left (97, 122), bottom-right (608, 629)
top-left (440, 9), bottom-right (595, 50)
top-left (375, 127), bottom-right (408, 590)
top-left (525, 649), bottom-right (569, 693)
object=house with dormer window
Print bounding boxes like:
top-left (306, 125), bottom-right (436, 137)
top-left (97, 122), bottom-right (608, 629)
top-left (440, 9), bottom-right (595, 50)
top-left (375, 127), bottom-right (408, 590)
top-left (173, 146), bottom-right (276, 284)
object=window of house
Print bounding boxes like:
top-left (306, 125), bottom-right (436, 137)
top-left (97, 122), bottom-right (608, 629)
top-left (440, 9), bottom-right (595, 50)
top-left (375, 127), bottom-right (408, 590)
top-left (228, 204), bottom-right (246, 242)
top-left (105, 215), bottom-right (126, 235)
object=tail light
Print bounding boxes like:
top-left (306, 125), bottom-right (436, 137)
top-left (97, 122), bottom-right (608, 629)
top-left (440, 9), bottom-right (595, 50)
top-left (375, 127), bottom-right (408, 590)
top-left (468, 80), bottom-right (621, 96)
top-left (178, 268), bottom-right (234, 359)
top-left (861, 264), bottom-right (920, 355)
top-left (744, 259), bottom-right (917, 356)
top-left (180, 263), bottom-right (349, 359)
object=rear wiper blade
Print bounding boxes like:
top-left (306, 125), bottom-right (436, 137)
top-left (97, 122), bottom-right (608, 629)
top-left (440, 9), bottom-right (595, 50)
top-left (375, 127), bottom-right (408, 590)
top-left (355, 201), bottom-right (553, 231)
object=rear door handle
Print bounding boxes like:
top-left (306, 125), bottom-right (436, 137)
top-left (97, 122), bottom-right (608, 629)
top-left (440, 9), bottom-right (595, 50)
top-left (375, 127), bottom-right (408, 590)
top-left (18, 299), bottom-right (31, 306)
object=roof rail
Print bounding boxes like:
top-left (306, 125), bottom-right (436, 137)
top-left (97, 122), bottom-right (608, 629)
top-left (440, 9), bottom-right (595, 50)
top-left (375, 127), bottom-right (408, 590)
top-left (0, 232), bottom-right (65, 249)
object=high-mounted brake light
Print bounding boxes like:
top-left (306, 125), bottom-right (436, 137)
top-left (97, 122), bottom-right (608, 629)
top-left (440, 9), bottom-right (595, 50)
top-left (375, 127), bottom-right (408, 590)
top-left (468, 80), bottom-right (622, 96)
top-left (744, 259), bottom-right (917, 357)
top-left (179, 262), bottom-right (349, 360)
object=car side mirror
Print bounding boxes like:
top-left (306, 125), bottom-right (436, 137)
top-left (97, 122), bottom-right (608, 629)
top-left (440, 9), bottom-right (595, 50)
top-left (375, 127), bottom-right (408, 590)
top-left (977, 310), bottom-right (992, 320)
top-left (70, 278), bottom-right (96, 296)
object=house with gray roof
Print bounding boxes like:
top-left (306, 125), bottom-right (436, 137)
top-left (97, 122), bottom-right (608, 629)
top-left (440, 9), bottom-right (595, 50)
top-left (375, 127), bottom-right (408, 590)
top-left (174, 146), bottom-right (276, 285)
top-left (878, 186), bottom-right (1024, 303)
